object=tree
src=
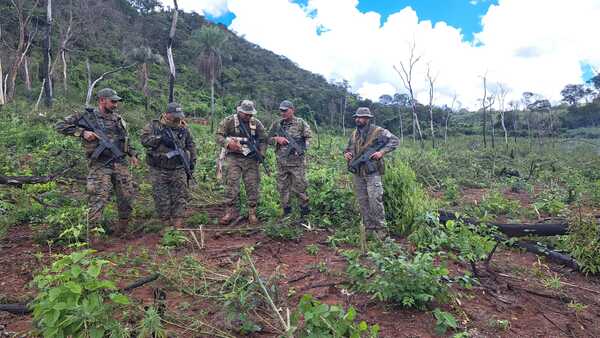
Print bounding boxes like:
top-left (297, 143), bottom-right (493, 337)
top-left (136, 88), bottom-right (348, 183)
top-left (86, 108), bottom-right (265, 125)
top-left (167, 0), bottom-right (178, 103)
top-left (496, 83), bottom-right (510, 148)
top-left (378, 94), bottom-right (393, 105)
top-left (425, 64), bottom-right (437, 149)
top-left (191, 25), bottom-right (228, 131)
top-left (393, 41), bottom-right (424, 148)
top-left (6, 0), bottom-right (40, 101)
top-left (480, 74), bottom-right (495, 148)
top-left (126, 46), bottom-right (164, 111)
top-left (560, 84), bottom-right (586, 106)
top-left (42, 0), bottom-right (53, 108)
top-left (444, 93), bottom-right (458, 145)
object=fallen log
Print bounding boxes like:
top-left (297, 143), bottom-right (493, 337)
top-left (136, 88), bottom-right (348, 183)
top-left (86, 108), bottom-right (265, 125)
top-left (0, 273), bottom-right (160, 315)
top-left (438, 210), bottom-right (569, 237)
top-left (0, 162), bottom-right (76, 187)
top-left (511, 240), bottom-right (579, 270)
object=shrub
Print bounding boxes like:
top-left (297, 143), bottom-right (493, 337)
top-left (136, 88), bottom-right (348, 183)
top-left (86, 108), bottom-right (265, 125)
top-left (291, 294), bottom-right (379, 338)
top-left (383, 158), bottom-right (430, 235)
top-left (31, 250), bottom-right (129, 337)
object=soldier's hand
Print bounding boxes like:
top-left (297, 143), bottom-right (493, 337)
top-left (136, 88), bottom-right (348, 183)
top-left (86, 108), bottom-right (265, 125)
top-left (82, 130), bottom-right (98, 141)
top-left (370, 151), bottom-right (384, 160)
top-left (274, 136), bottom-right (289, 145)
top-left (227, 139), bottom-right (242, 152)
top-left (344, 152), bottom-right (353, 161)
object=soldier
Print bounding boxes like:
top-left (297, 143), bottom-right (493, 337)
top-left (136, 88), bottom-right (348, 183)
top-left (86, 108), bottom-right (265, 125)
top-left (216, 100), bottom-right (267, 225)
top-left (140, 102), bottom-right (197, 229)
top-left (268, 100), bottom-right (312, 218)
top-left (343, 107), bottom-right (399, 238)
top-left (55, 88), bottom-right (139, 237)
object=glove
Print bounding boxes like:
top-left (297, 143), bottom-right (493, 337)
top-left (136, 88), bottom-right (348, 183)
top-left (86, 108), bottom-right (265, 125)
top-left (160, 129), bottom-right (176, 148)
top-left (190, 161), bottom-right (196, 172)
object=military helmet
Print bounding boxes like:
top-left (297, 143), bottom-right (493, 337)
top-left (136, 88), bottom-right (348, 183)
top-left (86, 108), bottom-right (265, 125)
top-left (352, 107), bottom-right (374, 118)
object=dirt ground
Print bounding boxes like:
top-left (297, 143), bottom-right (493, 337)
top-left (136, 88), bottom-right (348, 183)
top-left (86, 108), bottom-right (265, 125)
top-left (2, 191), bottom-right (600, 337)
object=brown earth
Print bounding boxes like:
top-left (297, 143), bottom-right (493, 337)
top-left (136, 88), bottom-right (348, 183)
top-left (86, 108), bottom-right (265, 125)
top-left (2, 196), bottom-right (600, 337)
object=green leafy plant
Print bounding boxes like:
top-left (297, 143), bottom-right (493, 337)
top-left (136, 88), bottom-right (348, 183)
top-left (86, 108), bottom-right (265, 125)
top-left (137, 306), bottom-right (167, 338)
top-left (561, 213), bottom-right (600, 274)
top-left (264, 223), bottom-right (303, 241)
top-left (432, 308), bottom-right (459, 335)
top-left (291, 294), bottom-right (379, 338)
top-left (160, 228), bottom-right (189, 247)
top-left (305, 244), bottom-right (320, 256)
top-left (31, 250), bottom-right (130, 337)
top-left (345, 240), bottom-right (450, 309)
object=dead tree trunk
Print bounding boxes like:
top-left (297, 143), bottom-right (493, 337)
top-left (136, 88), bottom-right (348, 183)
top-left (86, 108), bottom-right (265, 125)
top-left (481, 75), bottom-right (488, 148)
top-left (85, 64), bottom-right (135, 106)
top-left (0, 26), bottom-right (5, 106)
top-left (22, 56), bottom-right (31, 93)
top-left (426, 65), bottom-right (436, 149)
top-left (167, 0), bottom-right (178, 103)
top-left (42, 0), bottom-right (53, 108)
top-left (6, 0), bottom-right (40, 101)
top-left (393, 41), bottom-right (424, 148)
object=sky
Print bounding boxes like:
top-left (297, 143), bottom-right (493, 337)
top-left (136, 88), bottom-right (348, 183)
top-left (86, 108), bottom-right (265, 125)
top-left (169, 0), bottom-right (600, 109)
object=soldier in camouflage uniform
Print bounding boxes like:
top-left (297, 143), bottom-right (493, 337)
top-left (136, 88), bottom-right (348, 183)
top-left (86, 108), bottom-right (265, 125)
top-left (55, 88), bottom-right (139, 237)
top-left (140, 102), bottom-right (197, 229)
top-left (216, 100), bottom-right (267, 225)
top-left (343, 107), bottom-right (399, 238)
top-left (268, 100), bottom-right (312, 217)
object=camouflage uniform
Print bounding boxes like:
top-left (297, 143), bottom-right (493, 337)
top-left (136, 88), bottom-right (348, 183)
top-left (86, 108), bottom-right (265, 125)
top-left (345, 110), bottom-right (399, 233)
top-left (268, 116), bottom-right (312, 214)
top-left (55, 107), bottom-right (137, 227)
top-left (216, 113), bottom-right (267, 211)
top-left (140, 113), bottom-right (196, 222)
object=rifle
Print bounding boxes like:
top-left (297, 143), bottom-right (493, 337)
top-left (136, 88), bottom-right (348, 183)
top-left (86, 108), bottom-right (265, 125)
top-left (347, 136), bottom-right (387, 175)
top-left (238, 120), bottom-right (270, 175)
top-left (163, 128), bottom-right (196, 186)
top-left (76, 109), bottom-right (126, 166)
top-left (276, 124), bottom-right (306, 157)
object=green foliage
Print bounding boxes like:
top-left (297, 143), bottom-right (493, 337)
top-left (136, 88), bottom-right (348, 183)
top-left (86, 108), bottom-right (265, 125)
top-left (561, 214), bottom-right (600, 274)
top-left (31, 250), bottom-right (129, 337)
top-left (160, 228), bottom-right (189, 247)
top-left (137, 307), bottom-right (167, 338)
top-left (533, 187), bottom-right (566, 217)
top-left (305, 244), bottom-right (320, 256)
top-left (408, 215), bottom-right (496, 264)
top-left (186, 212), bottom-right (210, 227)
top-left (264, 222), bottom-right (303, 241)
top-left (344, 240), bottom-right (450, 309)
top-left (308, 167), bottom-right (356, 227)
top-left (477, 190), bottom-right (520, 217)
top-left (291, 294), bottom-right (380, 338)
top-left (383, 158), bottom-right (430, 235)
top-left (432, 308), bottom-right (459, 335)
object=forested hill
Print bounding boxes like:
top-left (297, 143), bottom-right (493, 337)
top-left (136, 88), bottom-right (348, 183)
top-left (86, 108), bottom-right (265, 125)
top-left (0, 0), bottom-right (351, 126)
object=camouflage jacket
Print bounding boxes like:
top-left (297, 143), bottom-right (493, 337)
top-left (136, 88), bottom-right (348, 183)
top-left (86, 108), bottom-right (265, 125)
top-left (55, 108), bottom-right (137, 165)
top-left (344, 124), bottom-right (400, 176)
top-left (140, 120), bottom-right (197, 170)
top-left (216, 114), bottom-right (267, 156)
top-left (267, 117), bottom-right (312, 166)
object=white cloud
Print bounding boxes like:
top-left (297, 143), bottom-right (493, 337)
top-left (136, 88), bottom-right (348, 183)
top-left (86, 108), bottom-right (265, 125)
top-left (175, 0), bottom-right (229, 17)
top-left (171, 0), bottom-right (600, 109)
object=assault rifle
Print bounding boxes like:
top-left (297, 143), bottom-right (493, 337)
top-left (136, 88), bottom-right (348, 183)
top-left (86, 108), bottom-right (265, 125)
top-left (275, 124), bottom-right (306, 157)
top-left (164, 128), bottom-right (195, 186)
top-left (347, 136), bottom-right (388, 175)
top-left (76, 109), bottom-right (126, 166)
top-left (238, 121), bottom-right (270, 175)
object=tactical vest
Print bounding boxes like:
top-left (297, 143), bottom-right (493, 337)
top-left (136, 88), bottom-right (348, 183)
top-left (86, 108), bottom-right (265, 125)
top-left (146, 120), bottom-right (189, 170)
top-left (82, 109), bottom-right (128, 164)
top-left (351, 125), bottom-right (385, 176)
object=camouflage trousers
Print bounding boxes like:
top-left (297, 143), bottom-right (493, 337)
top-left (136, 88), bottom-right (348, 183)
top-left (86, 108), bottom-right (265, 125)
top-left (276, 164), bottom-right (309, 209)
top-left (224, 155), bottom-right (260, 208)
top-left (352, 174), bottom-right (385, 230)
top-left (150, 167), bottom-right (188, 220)
top-left (87, 162), bottom-right (135, 224)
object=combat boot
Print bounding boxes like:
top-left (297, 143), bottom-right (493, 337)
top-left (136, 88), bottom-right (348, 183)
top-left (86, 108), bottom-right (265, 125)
top-left (219, 208), bottom-right (238, 225)
top-left (248, 207), bottom-right (258, 225)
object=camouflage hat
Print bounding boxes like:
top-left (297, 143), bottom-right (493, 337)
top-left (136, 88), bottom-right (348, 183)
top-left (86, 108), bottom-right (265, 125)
top-left (353, 107), bottom-right (374, 118)
top-left (237, 99), bottom-right (257, 115)
top-left (166, 102), bottom-right (185, 118)
top-left (97, 88), bottom-right (122, 101)
top-left (279, 100), bottom-right (294, 111)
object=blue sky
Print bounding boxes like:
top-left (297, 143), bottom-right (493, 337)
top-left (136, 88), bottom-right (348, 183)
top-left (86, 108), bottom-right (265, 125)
top-left (206, 0), bottom-right (499, 41)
